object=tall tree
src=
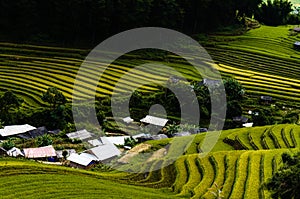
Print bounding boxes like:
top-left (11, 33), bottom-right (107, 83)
top-left (41, 87), bottom-right (67, 109)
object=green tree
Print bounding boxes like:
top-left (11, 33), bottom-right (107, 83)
top-left (37, 134), bottom-right (53, 147)
top-left (41, 87), bottom-right (67, 109)
top-left (0, 91), bottom-right (23, 124)
top-left (62, 150), bottom-right (68, 159)
top-left (165, 123), bottom-right (180, 137)
top-left (265, 153), bottom-right (300, 199)
top-left (124, 136), bottom-right (137, 148)
top-left (223, 78), bottom-right (245, 102)
top-left (2, 138), bottom-right (15, 150)
top-left (258, 0), bottom-right (293, 26)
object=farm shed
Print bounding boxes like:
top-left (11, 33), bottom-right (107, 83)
top-left (23, 145), bottom-right (56, 160)
top-left (0, 124), bottom-right (36, 137)
top-left (7, 147), bottom-right (23, 157)
top-left (122, 117), bottom-right (134, 124)
top-left (85, 137), bottom-right (121, 163)
top-left (140, 115), bottom-right (169, 127)
top-left (56, 149), bottom-right (76, 159)
top-left (67, 153), bottom-right (97, 169)
top-left (66, 129), bottom-right (93, 141)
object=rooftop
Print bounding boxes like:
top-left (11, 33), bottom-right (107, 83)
top-left (86, 137), bottom-right (121, 161)
top-left (67, 153), bottom-right (97, 166)
top-left (140, 115), bottom-right (168, 127)
top-left (0, 124), bottom-right (36, 137)
top-left (23, 145), bottom-right (56, 158)
top-left (66, 129), bottom-right (93, 141)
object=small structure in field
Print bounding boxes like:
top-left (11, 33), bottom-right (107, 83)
top-left (66, 129), bottom-right (93, 141)
top-left (243, 123), bottom-right (254, 128)
top-left (23, 145), bottom-right (56, 160)
top-left (122, 117), bottom-right (134, 124)
top-left (293, 27), bottom-right (300, 32)
top-left (294, 41), bottom-right (300, 50)
top-left (233, 116), bottom-right (249, 124)
top-left (67, 153), bottom-right (98, 169)
top-left (85, 137), bottom-right (121, 163)
top-left (0, 124), bottom-right (36, 138)
top-left (140, 115), bottom-right (169, 127)
top-left (260, 96), bottom-right (273, 104)
top-left (7, 147), bottom-right (23, 157)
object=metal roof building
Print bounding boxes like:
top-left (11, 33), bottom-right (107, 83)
top-left (0, 124), bottom-right (36, 137)
top-left (66, 129), bottom-right (93, 141)
top-left (140, 115), bottom-right (168, 127)
top-left (7, 147), bottom-right (23, 157)
top-left (67, 153), bottom-right (97, 167)
top-left (86, 137), bottom-right (121, 162)
top-left (23, 145), bottom-right (56, 159)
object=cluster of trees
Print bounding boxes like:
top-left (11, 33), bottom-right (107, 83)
top-left (265, 152), bottom-right (300, 199)
top-left (0, 87), bottom-right (71, 130)
top-left (0, 0), bottom-right (279, 47)
top-left (257, 0), bottom-right (296, 26)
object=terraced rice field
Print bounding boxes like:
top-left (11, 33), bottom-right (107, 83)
top-left (1, 25), bottom-right (300, 108)
top-left (207, 25), bottom-right (300, 106)
top-left (1, 124), bottom-right (299, 198)
top-left (121, 124), bottom-right (300, 198)
top-left (0, 159), bottom-right (176, 199)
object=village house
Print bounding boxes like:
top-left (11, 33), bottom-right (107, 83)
top-left (85, 137), bottom-right (121, 163)
top-left (140, 115), bottom-right (169, 127)
top-left (7, 147), bottom-right (23, 157)
top-left (0, 124), bottom-right (36, 138)
top-left (67, 153), bottom-right (98, 169)
top-left (23, 145), bottom-right (56, 161)
top-left (66, 129), bottom-right (94, 141)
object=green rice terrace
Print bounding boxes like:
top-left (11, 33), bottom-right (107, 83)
top-left (1, 25), bottom-right (300, 109)
top-left (0, 123), bottom-right (299, 198)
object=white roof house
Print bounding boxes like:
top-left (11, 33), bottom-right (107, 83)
top-left (67, 153), bottom-right (98, 167)
top-left (86, 137), bottom-right (121, 162)
top-left (66, 129), bottom-right (93, 141)
top-left (140, 115), bottom-right (168, 127)
top-left (122, 117), bottom-right (134, 124)
top-left (0, 124), bottom-right (36, 137)
top-left (7, 147), bottom-right (24, 157)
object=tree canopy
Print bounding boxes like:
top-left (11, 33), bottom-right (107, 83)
top-left (265, 152), bottom-right (300, 199)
